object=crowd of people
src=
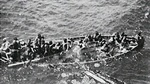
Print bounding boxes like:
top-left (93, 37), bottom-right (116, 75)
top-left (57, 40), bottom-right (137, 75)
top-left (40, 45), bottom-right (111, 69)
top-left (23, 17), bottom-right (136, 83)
top-left (0, 31), bottom-right (144, 63)
top-left (75, 31), bottom-right (144, 60)
top-left (0, 34), bottom-right (73, 63)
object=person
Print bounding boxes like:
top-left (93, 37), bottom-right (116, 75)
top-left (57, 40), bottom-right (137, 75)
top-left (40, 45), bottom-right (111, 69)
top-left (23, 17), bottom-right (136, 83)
top-left (83, 35), bottom-right (89, 43)
top-left (120, 32), bottom-right (125, 40)
top-left (94, 31), bottom-right (102, 42)
top-left (62, 39), bottom-right (68, 51)
top-left (100, 39), bottom-right (106, 47)
top-left (0, 38), bottom-right (10, 52)
top-left (94, 31), bottom-right (99, 41)
top-left (108, 36), bottom-right (115, 46)
top-left (35, 34), bottom-right (42, 45)
top-left (101, 44), bottom-right (111, 56)
top-left (44, 43), bottom-right (50, 56)
top-left (67, 39), bottom-right (72, 50)
top-left (135, 32), bottom-right (145, 49)
top-left (26, 39), bottom-right (34, 59)
top-left (9, 37), bottom-right (21, 62)
top-left (19, 39), bottom-right (26, 49)
top-left (121, 34), bottom-right (129, 48)
top-left (53, 42), bottom-right (62, 53)
top-left (88, 35), bottom-right (93, 42)
top-left (114, 32), bottom-right (121, 43)
top-left (0, 38), bottom-right (10, 60)
top-left (48, 41), bottom-right (53, 55)
top-left (41, 40), bottom-right (45, 56)
top-left (33, 34), bottom-right (43, 56)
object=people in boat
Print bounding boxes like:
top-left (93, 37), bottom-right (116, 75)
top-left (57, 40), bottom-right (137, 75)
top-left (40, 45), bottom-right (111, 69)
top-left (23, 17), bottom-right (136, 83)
top-left (0, 31), bottom-right (144, 63)
top-left (9, 37), bottom-right (21, 62)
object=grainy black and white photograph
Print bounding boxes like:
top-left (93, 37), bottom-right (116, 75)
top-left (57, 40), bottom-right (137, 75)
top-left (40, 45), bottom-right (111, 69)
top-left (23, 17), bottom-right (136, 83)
top-left (0, 0), bottom-right (150, 84)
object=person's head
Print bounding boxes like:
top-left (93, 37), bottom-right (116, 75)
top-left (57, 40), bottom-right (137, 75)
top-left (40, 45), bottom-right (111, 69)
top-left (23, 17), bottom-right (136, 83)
top-left (19, 39), bottom-right (25, 45)
top-left (64, 39), bottom-right (67, 43)
top-left (14, 37), bottom-right (18, 41)
top-left (41, 36), bottom-right (44, 39)
top-left (95, 31), bottom-right (99, 36)
top-left (88, 34), bottom-right (92, 38)
top-left (116, 32), bottom-right (119, 35)
top-left (79, 44), bottom-right (83, 48)
top-left (12, 37), bottom-right (18, 43)
top-left (79, 39), bottom-right (83, 43)
top-left (38, 34), bottom-right (42, 38)
top-left (42, 40), bottom-right (45, 44)
top-left (138, 32), bottom-right (142, 36)
top-left (49, 41), bottom-right (53, 45)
